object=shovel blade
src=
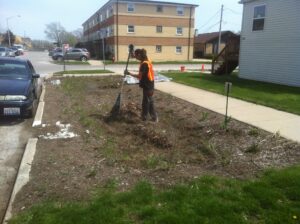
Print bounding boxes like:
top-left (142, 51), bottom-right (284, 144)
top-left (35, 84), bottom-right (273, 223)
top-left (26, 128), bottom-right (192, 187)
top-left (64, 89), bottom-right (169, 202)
top-left (110, 93), bottom-right (121, 117)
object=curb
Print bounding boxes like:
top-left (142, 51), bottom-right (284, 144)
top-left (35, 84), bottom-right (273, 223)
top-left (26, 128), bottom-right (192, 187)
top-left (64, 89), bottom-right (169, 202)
top-left (2, 76), bottom-right (48, 223)
top-left (32, 85), bottom-right (46, 127)
top-left (2, 138), bottom-right (38, 224)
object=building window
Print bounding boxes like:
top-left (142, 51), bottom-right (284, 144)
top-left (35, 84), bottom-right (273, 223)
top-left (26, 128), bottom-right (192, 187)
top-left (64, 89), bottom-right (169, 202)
top-left (156, 45), bottom-right (162, 53)
top-left (156, 25), bottom-right (163, 33)
top-left (176, 46), bottom-right (182, 54)
top-left (109, 7), bottom-right (114, 16)
top-left (109, 26), bottom-right (114, 36)
top-left (253, 5), bottom-right (266, 31)
top-left (128, 25), bottom-right (135, 33)
top-left (128, 3), bottom-right (135, 12)
top-left (176, 27), bottom-right (183, 35)
top-left (177, 6), bottom-right (184, 15)
top-left (157, 5), bottom-right (163, 12)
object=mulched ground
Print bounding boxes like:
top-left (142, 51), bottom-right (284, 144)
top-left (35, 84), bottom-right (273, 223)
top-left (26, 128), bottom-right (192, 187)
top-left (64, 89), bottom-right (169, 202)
top-left (12, 76), bottom-right (300, 215)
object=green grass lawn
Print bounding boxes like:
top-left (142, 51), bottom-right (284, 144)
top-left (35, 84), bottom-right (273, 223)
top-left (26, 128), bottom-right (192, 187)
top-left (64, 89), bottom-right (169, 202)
top-left (54, 70), bottom-right (114, 75)
top-left (163, 72), bottom-right (300, 115)
top-left (51, 61), bottom-right (90, 65)
top-left (9, 166), bottom-right (300, 224)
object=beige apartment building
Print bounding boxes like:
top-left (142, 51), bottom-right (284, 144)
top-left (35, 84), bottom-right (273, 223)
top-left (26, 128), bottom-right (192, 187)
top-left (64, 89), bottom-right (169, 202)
top-left (82, 0), bottom-right (198, 62)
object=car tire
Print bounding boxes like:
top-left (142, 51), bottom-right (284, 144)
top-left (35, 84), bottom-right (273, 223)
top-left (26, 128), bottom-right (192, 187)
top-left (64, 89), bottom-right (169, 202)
top-left (56, 56), bottom-right (64, 62)
top-left (80, 56), bottom-right (87, 62)
top-left (57, 56), bottom-right (63, 62)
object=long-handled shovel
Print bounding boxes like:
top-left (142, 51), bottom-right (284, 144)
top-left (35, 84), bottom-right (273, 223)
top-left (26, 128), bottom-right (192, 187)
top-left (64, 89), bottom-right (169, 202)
top-left (110, 44), bottom-right (134, 117)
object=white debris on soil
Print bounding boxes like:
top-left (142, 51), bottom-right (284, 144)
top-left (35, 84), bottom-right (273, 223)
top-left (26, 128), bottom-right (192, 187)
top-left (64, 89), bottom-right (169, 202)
top-left (50, 80), bottom-right (61, 85)
top-left (39, 121), bottom-right (78, 140)
top-left (125, 72), bottom-right (172, 84)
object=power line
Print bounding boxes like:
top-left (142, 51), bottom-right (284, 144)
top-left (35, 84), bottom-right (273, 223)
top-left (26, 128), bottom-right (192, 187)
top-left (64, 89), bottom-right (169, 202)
top-left (224, 7), bottom-right (242, 15)
top-left (197, 9), bottom-right (221, 31)
top-left (203, 21), bottom-right (220, 32)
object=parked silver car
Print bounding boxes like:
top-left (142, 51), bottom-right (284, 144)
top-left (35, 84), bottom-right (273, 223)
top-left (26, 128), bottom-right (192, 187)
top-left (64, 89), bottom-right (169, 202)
top-left (52, 48), bottom-right (90, 62)
top-left (0, 47), bottom-right (10, 57)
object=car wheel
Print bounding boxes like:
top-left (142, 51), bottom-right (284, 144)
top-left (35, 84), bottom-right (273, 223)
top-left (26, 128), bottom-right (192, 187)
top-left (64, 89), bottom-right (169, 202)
top-left (57, 56), bottom-right (63, 62)
top-left (24, 97), bottom-right (38, 118)
top-left (80, 56), bottom-right (87, 62)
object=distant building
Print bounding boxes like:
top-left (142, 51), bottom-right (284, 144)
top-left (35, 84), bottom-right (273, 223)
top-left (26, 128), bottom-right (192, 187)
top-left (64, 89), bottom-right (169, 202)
top-left (194, 31), bottom-right (238, 58)
top-left (21, 37), bottom-right (32, 49)
top-left (239, 0), bottom-right (300, 87)
top-left (82, 0), bottom-right (198, 61)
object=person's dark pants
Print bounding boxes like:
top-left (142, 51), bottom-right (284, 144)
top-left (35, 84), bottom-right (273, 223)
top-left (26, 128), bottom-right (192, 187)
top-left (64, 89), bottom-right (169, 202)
top-left (142, 89), bottom-right (157, 121)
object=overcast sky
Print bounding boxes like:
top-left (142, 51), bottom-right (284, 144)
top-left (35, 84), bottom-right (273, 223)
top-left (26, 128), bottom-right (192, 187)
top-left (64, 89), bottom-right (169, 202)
top-left (0, 0), bottom-right (243, 40)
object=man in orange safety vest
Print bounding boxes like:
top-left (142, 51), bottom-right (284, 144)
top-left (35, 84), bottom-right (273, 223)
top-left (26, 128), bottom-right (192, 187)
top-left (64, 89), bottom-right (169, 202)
top-left (126, 48), bottom-right (158, 122)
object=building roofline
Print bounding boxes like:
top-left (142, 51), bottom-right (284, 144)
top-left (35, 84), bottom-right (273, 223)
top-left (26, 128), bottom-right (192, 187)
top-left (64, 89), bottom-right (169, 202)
top-left (117, 0), bottom-right (198, 7)
top-left (239, 0), bottom-right (257, 4)
top-left (82, 0), bottom-right (198, 25)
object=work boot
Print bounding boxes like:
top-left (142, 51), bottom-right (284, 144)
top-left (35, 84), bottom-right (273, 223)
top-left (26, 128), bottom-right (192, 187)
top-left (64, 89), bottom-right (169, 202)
top-left (151, 116), bottom-right (159, 123)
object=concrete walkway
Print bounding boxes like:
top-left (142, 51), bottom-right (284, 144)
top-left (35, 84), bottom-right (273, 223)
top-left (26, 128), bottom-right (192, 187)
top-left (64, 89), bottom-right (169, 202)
top-left (155, 81), bottom-right (300, 143)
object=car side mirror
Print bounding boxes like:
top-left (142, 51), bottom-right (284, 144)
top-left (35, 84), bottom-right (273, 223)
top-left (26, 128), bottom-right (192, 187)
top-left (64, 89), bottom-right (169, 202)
top-left (32, 74), bottom-right (40, 79)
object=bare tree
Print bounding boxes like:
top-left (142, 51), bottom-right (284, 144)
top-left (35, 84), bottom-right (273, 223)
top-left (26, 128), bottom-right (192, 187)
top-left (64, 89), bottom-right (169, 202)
top-left (72, 28), bottom-right (83, 42)
top-left (44, 22), bottom-right (66, 46)
top-left (2, 30), bottom-right (16, 46)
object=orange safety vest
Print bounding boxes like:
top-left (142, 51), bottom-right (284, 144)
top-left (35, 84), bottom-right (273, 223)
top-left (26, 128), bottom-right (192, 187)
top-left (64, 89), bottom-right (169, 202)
top-left (138, 60), bottom-right (154, 81)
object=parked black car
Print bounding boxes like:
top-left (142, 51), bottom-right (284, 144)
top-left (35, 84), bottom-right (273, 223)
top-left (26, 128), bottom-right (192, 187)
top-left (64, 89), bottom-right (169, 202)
top-left (52, 48), bottom-right (90, 62)
top-left (0, 57), bottom-right (41, 118)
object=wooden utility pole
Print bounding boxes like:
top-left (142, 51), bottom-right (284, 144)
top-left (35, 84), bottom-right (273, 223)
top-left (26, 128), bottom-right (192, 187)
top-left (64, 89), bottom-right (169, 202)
top-left (218, 4), bottom-right (224, 54)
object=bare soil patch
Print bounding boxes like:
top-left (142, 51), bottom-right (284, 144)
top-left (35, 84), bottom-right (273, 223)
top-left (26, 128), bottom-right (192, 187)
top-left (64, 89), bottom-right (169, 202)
top-left (12, 76), bottom-right (300, 214)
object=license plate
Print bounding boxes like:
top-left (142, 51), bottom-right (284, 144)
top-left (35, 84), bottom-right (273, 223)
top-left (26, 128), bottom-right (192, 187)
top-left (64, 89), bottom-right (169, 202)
top-left (4, 108), bottom-right (21, 115)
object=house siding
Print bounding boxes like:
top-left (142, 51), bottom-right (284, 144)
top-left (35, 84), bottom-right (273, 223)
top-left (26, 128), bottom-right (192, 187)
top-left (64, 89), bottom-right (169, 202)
top-left (239, 0), bottom-right (300, 87)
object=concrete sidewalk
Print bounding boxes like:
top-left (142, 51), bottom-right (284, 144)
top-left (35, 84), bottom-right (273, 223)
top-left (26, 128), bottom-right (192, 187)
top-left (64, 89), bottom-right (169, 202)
top-left (155, 81), bottom-right (300, 143)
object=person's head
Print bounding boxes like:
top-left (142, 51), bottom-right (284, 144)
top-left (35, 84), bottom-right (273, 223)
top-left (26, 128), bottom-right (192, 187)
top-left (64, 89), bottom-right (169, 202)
top-left (134, 48), bottom-right (148, 61)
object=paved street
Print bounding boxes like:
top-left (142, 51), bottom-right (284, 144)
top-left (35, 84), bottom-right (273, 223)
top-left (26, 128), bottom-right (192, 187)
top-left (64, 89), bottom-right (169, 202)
top-left (0, 119), bottom-right (32, 222)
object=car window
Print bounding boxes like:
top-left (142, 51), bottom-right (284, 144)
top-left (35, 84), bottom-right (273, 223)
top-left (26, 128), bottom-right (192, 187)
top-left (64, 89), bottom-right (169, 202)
top-left (0, 61), bottom-right (29, 78)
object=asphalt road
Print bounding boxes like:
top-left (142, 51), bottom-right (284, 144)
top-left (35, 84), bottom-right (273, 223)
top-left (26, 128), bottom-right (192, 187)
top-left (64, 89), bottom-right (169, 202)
top-left (0, 118), bottom-right (33, 222)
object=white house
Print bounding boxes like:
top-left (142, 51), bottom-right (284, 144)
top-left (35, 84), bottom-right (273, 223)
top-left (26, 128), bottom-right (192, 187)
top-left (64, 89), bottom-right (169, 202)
top-left (239, 0), bottom-right (300, 87)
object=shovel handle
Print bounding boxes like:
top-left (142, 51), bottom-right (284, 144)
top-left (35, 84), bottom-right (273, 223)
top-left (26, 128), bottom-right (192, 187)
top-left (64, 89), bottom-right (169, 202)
top-left (124, 44), bottom-right (134, 76)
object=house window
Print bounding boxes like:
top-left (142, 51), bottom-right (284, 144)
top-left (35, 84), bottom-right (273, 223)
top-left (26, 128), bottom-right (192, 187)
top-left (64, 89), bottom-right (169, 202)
top-left (253, 5), bottom-right (266, 31)
top-left (177, 6), bottom-right (184, 15)
top-left (156, 45), bottom-right (162, 53)
top-left (157, 5), bottom-right (163, 12)
top-left (176, 46), bottom-right (182, 54)
top-left (156, 25), bottom-right (163, 33)
top-left (176, 27), bottom-right (183, 35)
top-left (128, 25), bottom-right (135, 33)
top-left (128, 3), bottom-right (135, 12)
